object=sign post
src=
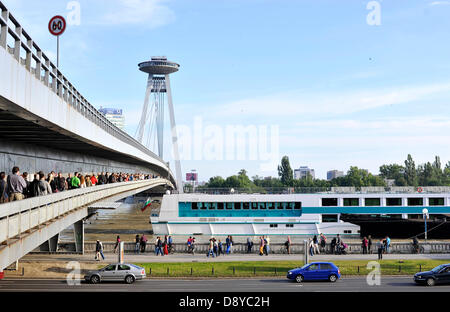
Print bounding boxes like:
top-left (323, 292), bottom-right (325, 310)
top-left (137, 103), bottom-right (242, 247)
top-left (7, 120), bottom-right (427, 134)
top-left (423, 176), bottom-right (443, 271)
top-left (118, 242), bottom-right (125, 264)
top-left (303, 240), bottom-right (309, 265)
top-left (48, 15), bottom-right (66, 68)
top-left (422, 208), bottom-right (429, 242)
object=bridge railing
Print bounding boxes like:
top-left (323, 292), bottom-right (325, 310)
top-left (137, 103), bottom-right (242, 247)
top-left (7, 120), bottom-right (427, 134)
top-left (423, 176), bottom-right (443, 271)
top-left (0, 1), bottom-right (165, 166)
top-left (0, 178), bottom-right (171, 245)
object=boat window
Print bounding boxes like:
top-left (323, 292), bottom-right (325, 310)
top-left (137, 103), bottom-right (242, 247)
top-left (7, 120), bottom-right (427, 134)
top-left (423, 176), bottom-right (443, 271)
top-left (365, 198), bottom-right (381, 206)
top-left (286, 224), bottom-right (294, 228)
top-left (294, 202), bottom-right (302, 210)
top-left (226, 202), bottom-right (233, 210)
top-left (251, 202), bottom-right (258, 210)
top-left (208, 203), bottom-right (216, 210)
top-left (234, 202), bottom-right (241, 209)
top-left (386, 198), bottom-right (402, 206)
top-left (270, 224), bottom-right (278, 228)
top-left (243, 202), bottom-right (250, 209)
top-left (322, 214), bottom-right (338, 222)
top-left (278, 202), bottom-right (284, 210)
top-left (268, 202), bottom-right (275, 210)
top-left (322, 198), bottom-right (338, 206)
top-left (258, 202), bottom-right (266, 209)
top-left (204, 202), bottom-right (211, 210)
top-left (429, 198), bottom-right (444, 206)
top-left (190, 202), bottom-right (197, 210)
top-left (408, 198), bottom-right (423, 206)
top-left (344, 198), bottom-right (359, 206)
top-left (197, 202), bottom-right (206, 210)
top-left (217, 202), bottom-right (224, 210)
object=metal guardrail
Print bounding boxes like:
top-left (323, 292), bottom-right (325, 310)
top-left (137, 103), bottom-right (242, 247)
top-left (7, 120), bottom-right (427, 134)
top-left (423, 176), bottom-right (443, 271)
top-left (0, 178), bottom-right (171, 244)
top-left (185, 186), bottom-right (450, 195)
top-left (0, 1), bottom-right (166, 167)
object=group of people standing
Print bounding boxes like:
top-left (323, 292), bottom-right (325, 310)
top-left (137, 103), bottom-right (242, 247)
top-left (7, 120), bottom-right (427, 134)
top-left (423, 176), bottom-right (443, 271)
top-left (0, 165), bottom-right (156, 204)
top-left (154, 235), bottom-right (173, 256)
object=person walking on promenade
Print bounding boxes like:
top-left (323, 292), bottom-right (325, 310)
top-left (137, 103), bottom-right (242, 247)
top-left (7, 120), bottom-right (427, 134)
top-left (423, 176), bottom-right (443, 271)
top-left (331, 237), bottom-right (337, 254)
top-left (229, 236), bottom-right (234, 254)
top-left (213, 238), bottom-right (218, 256)
top-left (95, 240), bottom-right (103, 261)
top-left (207, 238), bottom-right (215, 258)
top-left (163, 235), bottom-right (169, 255)
top-left (135, 235), bottom-right (140, 254)
top-left (259, 236), bottom-right (265, 256)
top-left (247, 237), bottom-right (253, 253)
top-left (155, 237), bottom-right (163, 256)
top-left (218, 240), bottom-right (223, 256)
top-left (368, 235), bottom-right (373, 254)
top-left (113, 236), bottom-right (121, 253)
top-left (309, 238), bottom-right (315, 257)
top-left (99, 240), bottom-right (105, 260)
top-left (225, 236), bottom-right (231, 254)
top-left (0, 172), bottom-right (8, 203)
top-left (313, 235), bottom-right (320, 254)
top-left (168, 236), bottom-right (173, 253)
top-left (285, 236), bottom-right (291, 254)
top-left (377, 239), bottom-right (384, 260)
top-left (385, 236), bottom-right (391, 254)
top-left (7, 166), bottom-right (27, 201)
top-left (320, 233), bottom-right (327, 253)
top-left (264, 236), bottom-right (270, 256)
top-left (362, 237), bottom-right (368, 254)
top-left (140, 234), bottom-right (147, 253)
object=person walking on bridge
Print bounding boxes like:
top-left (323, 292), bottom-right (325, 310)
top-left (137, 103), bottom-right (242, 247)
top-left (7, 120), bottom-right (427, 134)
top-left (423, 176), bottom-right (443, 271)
top-left (37, 172), bottom-right (52, 196)
top-left (7, 166), bottom-right (27, 201)
top-left (0, 172), bottom-right (8, 203)
top-left (71, 173), bottom-right (80, 189)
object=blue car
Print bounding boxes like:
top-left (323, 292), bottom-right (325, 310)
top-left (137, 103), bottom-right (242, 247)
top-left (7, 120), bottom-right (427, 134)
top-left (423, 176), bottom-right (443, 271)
top-left (287, 262), bottom-right (341, 283)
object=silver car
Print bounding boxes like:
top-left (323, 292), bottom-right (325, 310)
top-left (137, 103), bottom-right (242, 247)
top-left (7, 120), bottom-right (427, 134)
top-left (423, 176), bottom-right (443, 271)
top-left (84, 263), bottom-right (146, 284)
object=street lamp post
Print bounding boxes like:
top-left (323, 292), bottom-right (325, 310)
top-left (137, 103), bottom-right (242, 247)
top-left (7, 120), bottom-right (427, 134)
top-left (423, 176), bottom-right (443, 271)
top-left (422, 208), bottom-right (429, 242)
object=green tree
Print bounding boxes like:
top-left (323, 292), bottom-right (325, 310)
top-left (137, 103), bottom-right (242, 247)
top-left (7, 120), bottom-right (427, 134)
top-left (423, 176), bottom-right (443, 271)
top-left (278, 156), bottom-right (294, 186)
top-left (404, 154), bottom-right (417, 186)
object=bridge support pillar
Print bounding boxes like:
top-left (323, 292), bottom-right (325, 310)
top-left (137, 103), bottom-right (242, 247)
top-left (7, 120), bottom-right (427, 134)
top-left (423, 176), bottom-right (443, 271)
top-left (39, 234), bottom-right (60, 253)
top-left (74, 220), bottom-right (84, 254)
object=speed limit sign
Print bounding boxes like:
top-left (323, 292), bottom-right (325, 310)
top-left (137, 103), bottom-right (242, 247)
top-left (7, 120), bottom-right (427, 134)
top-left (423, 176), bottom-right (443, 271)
top-left (48, 15), bottom-right (66, 36)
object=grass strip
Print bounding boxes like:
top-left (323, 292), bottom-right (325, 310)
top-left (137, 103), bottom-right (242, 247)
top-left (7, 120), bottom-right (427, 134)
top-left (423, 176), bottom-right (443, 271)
top-left (129, 259), bottom-right (450, 278)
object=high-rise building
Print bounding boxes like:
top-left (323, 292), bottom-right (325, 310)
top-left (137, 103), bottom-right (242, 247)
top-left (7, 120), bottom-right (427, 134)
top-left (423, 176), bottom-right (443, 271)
top-left (99, 107), bottom-right (125, 130)
top-left (327, 170), bottom-right (344, 181)
top-left (294, 166), bottom-right (315, 180)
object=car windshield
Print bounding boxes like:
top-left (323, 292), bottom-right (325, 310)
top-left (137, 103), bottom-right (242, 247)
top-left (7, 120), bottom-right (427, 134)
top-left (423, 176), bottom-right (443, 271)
top-left (431, 265), bottom-right (446, 273)
top-left (129, 264), bottom-right (142, 270)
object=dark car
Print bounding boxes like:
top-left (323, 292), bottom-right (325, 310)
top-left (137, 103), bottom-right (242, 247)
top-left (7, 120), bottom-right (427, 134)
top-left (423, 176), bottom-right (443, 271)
top-left (414, 264), bottom-right (450, 286)
top-left (287, 262), bottom-right (341, 283)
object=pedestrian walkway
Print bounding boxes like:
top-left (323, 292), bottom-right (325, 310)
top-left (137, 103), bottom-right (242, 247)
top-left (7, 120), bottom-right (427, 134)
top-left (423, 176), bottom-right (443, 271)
top-left (22, 253), bottom-right (450, 264)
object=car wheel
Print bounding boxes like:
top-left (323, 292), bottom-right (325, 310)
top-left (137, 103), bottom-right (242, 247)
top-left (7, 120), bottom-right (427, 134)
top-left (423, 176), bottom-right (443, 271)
top-left (125, 275), bottom-right (135, 284)
top-left (426, 278), bottom-right (435, 286)
top-left (295, 275), bottom-right (304, 283)
top-left (329, 274), bottom-right (338, 283)
top-left (90, 275), bottom-right (100, 284)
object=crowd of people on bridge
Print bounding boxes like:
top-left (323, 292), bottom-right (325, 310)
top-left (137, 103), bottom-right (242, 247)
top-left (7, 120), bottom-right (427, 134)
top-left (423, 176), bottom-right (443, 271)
top-left (0, 166), bottom-right (159, 204)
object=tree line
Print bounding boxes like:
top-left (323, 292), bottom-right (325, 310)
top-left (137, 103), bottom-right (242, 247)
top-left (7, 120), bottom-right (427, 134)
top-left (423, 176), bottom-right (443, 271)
top-left (191, 154), bottom-right (450, 192)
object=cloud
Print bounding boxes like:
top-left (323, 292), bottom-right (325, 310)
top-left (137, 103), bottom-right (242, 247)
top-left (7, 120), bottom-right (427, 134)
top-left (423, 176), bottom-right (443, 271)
top-left (99, 0), bottom-right (176, 27)
top-left (429, 1), bottom-right (450, 6)
top-left (210, 82), bottom-right (450, 118)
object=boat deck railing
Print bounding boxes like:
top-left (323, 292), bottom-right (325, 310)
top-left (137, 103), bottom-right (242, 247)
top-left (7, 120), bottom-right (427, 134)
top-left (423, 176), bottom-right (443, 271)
top-left (180, 186), bottom-right (450, 195)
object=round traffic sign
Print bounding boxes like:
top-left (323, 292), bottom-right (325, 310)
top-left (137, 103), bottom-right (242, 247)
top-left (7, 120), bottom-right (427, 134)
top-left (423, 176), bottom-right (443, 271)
top-left (48, 16), bottom-right (66, 36)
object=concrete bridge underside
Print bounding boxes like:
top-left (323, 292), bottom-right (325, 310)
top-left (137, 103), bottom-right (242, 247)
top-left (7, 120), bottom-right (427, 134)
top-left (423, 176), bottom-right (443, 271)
top-left (0, 104), bottom-right (172, 178)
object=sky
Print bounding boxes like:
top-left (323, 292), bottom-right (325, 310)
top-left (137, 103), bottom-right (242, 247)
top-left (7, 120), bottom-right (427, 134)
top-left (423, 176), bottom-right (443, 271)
top-left (3, 0), bottom-right (450, 181)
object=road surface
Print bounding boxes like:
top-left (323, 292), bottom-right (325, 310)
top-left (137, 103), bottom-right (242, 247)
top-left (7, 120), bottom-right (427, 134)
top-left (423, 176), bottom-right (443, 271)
top-left (1, 277), bottom-right (449, 292)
